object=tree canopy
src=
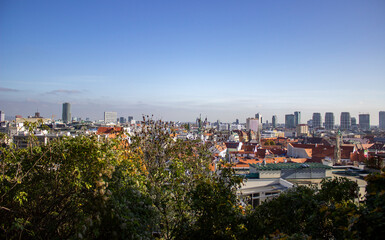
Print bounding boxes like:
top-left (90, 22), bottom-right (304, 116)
top-left (1, 120), bottom-right (385, 239)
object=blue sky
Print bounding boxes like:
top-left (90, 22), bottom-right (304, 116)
top-left (1, 0), bottom-right (384, 124)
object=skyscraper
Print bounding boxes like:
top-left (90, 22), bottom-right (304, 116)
top-left (104, 112), bottom-right (117, 123)
top-left (340, 112), bottom-right (351, 130)
top-left (312, 113), bottom-right (322, 129)
top-left (272, 115), bottom-right (277, 129)
top-left (351, 117), bottom-right (357, 130)
top-left (128, 116), bottom-right (133, 123)
top-left (294, 111), bottom-right (301, 127)
top-left (325, 112), bottom-right (334, 130)
top-left (0, 110), bottom-right (5, 122)
top-left (255, 113), bottom-right (262, 124)
top-left (62, 103), bottom-right (71, 123)
top-left (380, 111), bottom-right (385, 130)
top-left (359, 114), bottom-right (370, 131)
top-left (285, 114), bottom-right (295, 129)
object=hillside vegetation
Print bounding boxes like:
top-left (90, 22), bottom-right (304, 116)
top-left (1, 120), bottom-right (384, 239)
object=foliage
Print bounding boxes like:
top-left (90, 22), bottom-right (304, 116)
top-left (1, 119), bottom-right (385, 239)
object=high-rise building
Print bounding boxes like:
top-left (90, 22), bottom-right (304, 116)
top-left (380, 111), bottom-right (385, 130)
top-left (340, 112), bottom-right (351, 130)
top-left (359, 114), bottom-right (370, 131)
top-left (62, 103), bottom-right (71, 123)
top-left (272, 115), bottom-right (277, 129)
top-left (104, 112), bottom-right (117, 123)
top-left (285, 114), bottom-right (295, 129)
top-left (312, 113), bottom-right (322, 129)
top-left (128, 116), bottom-right (133, 123)
top-left (294, 111), bottom-right (301, 127)
top-left (0, 110), bottom-right (5, 122)
top-left (255, 113), bottom-right (262, 124)
top-left (119, 117), bottom-right (126, 123)
top-left (351, 117), bottom-right (357, 130)
top-left (325, 112), bottom-right (334, 130)
top-left (246, 118), bottom-right (259, 132)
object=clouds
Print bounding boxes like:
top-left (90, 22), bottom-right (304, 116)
top-left (0, 87), bottom-right (19, 92)
top-left (45, 89), bottom-right (82, 95)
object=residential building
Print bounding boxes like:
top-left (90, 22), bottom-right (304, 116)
top-left (62, 103), bottom-right (71, 123)
top-left (340, 112), bottom-right (351, 130)
top-left (104, 112), bottom-right (117, 124)
top-left (380, 111), bottom-right (385, 130)
top-left (285, 114), bottom-right (295, 129)
top-left (325, 112), bottom-right (334, 130)
top-left (296, 124), bottom-right (309, 137)
top-left (359, 114), bottom-right (370, 131)
top-left (294, 111), bottom-right (301, 127)
top-left (312, 113), bottom-right (322, 129)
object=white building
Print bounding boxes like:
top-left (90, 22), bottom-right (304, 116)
top-left (104, 112), bottom-right (117, 124)
top-left (246, 118), bottom-right (259, 132)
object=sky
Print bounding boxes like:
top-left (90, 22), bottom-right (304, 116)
top-left (1, 0), bottom-right (384, 124)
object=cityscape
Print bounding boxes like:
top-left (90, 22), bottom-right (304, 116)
top-left (1, 0), bottom-right (385, 239)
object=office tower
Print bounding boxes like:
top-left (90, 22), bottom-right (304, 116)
top-left (128, 116), bottom-right (133, 123)
top-left (246, 118), bottom-right (259, 132)
top-left (359, 114), bottom-right (370, 131)
top-left (325, 112), bottom-right (334, 130)
top-left (351, 117), bottom-right (357, 129)
top-left (62, 103), bottom-right (71, 123)
top-left (340, 112), bottom-right (351, 130)
top-left (104, 112), bottom-right (117, 123)
top-left (294, 111), bottom-right (301, 127)
top-left (285, 114), bottom-right (295, 129)
top-left (255, 113), bottom-right (262, 124)
top-left (235, 119), bottom-right (239, 125)
top-left (312, 113), bottom-right (322, 129)
top-left (272, 115), bottom-right (277, 129)
top-left (119, 117), bottom-right (126, 123)
top-left (380, 111), bottom-right (385, 130)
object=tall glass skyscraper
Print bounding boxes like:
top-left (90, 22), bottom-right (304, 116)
top-left (294, 111), bottom-right (301, 127)
top-left (359, 114), bottom-right (370, 131)
top-left (62, 102), bottom-right (71, 123)
top-left (325, 112), bottom-right (334, 130)
top-left (380, 111), bottom-right (385, 130)
top-left (272, 115), bottom-right (277, 129)
top-left (340, 112), bottom-right (351, 130)
top-left (285, 114), bottom-right (295, 129)
top-left (312, 113), bottom-right (322, 129)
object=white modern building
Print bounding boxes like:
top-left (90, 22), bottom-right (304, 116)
top-left (104, 112), bottom-right (117, 124)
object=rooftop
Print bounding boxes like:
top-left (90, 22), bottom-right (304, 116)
top-left (250, 162), bottom-right (333, 171)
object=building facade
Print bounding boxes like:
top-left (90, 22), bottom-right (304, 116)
top-left (359, 114), bottom-right (370, 131)
top-left (325, 112), bottom-right (334, 130)
top-left (285, 114), bottom-right (295, 129)
top-left (380, 111), bottom-right (385, 130)
top-left (272, 115), bottom-right (277, 129)
top-left (62, 103), bottom-right (71, 123)
top-left (246, 118), bottom-right (259, 132)
top-left (340, 112), bottom-right (351, 130)
top-left (312, 113), bottom-right (322, 129)
top-left (0, 111), bottom-right (5, 122)
top-left (104, 112), bottom-right (117, 124)
top-left (294, 111), bottom-right (301, 127)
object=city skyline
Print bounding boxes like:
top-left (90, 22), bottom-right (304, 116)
top-left (1, 1), bottom-right (384, 123)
